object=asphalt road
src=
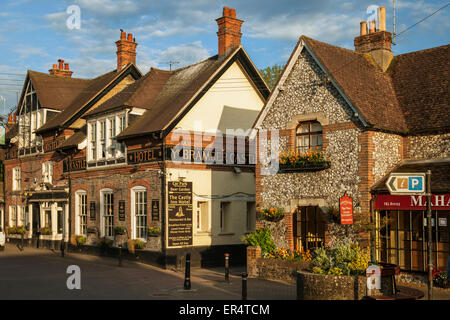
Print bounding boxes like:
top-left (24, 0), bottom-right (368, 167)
top-left (0, 245), bottom-right (297, 300)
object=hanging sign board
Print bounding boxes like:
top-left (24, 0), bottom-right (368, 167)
top-left (386, 173), bottom-right (426, 195)
top-left (118, 200), bottom-right (126, 221)
top-left (340, 193), bottom-right (353, 225)
top-left (167, 181), bottom-right (193, 247)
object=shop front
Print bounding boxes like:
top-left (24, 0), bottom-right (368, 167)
top-left (373, 194), bottom-right (450, 272)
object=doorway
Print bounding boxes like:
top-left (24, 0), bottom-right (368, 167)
top-left (32, 203), bottom-right (40, 236)
top-left (293, 206), bottom-right (326, 251)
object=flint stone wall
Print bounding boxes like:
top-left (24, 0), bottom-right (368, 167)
top-left (408, 133), bottom-right (450, 159)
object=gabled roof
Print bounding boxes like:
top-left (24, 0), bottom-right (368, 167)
top-left (36, 64), bottom-right (141, 134)
top-left (83, 68), bottom-right (172, 118)
top-left (255, 35), bottom-right (450, 135)
top-left (20, 71), bottom-right (90, 112)
top-left (117, 46), bottom-right (270, 140)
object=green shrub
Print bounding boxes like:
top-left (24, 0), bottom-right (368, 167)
top-left (241, 228), bottom-right (276, 255)
top-left (311, 241), bottom-right (370, 276)
top-left (77, 236), bottom-right (86, 246)
top-left (114, 226), bottom-right (126, 235)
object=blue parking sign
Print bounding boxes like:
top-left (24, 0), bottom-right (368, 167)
top-left (408, 177), bottom-right (423, 191)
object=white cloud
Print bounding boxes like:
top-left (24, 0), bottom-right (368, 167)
top-left (14, 45), bottom-right (50, 61)
top-left (155, 41), bottom-right (211, 69)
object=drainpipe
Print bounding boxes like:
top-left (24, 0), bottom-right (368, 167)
top-left (160, 132), bottom-right (167, 266)
top-left (369, 195), bottom-right (376, 263)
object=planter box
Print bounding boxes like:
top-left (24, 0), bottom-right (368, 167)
top-left (297, 270), bottom-right (367, 300)
top-left (147, 233), bottom-right (160, 238)
top-left (278, 162), bottom-right (330, 173)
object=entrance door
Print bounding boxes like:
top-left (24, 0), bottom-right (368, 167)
top-left (32, 204), bottom-right (40, 236)
top-left (294, 206), bottom-right (326, 251)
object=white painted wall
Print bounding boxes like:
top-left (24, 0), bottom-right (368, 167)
top-left (176, 61), bottom-right (265, 134)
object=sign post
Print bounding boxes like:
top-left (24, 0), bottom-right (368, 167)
top-left (386, 171), bottom-right (432, 299)
top-left (426, 170), bottom-right (433, 300)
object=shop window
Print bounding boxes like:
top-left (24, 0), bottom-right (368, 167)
top-left (295, 121), bottom-right (323, 154)
top-left (196, 201), bottom-right (209, 233)
top-left (100, 189), bottom-right (114, 238)
top-left (76, 191), bottom-right (87, 235)
top-left (377, 210), bottom-right (449, 272)
top-left (132, 186), bottom-right (147, 240)
top-left (294, 206), bottom-right (326, 250)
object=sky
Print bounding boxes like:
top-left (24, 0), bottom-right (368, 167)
top-left (0, 0), bottom-right (448, 114)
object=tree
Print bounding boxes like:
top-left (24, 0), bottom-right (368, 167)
top-left (259, 64), bottom-right (284, 90)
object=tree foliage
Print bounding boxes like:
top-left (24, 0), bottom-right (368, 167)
top-left (259, 64), bottom-right (284, 90)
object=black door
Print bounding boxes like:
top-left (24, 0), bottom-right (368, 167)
top-left (32, 204), bottom-right (40, 236)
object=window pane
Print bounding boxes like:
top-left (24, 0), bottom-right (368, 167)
top-left (311, 122), bottom-right (322, 132)
top-left (296, 123), bottom-right (309, 134)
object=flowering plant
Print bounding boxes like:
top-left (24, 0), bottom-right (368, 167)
top-left (38, 226), bottom-right (52, 235)
top-left (280, 148), bottom-right (326, 168)
top-left (433, 267), bottom-right (448, 288)
top-left (147, 227), bottom-right (161, 236)
top-left (259, 207), bottom-right (285, 222)
top-left (7, 226), bottom-right (26, 235)
top-left (264, 247), bottom-right (312, 262)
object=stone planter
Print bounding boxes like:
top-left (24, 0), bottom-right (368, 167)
top-left (297, 270), bottom-right (367, 300)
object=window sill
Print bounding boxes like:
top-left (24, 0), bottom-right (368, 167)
top-left (195, 231), bottom-right (211, 236)
top-left (278, 161), bottom-right (330, 173)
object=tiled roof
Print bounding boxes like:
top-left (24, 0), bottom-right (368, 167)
top-left (58, 125), bottom-right (86, 150)
top-left (371, 159), bottom-right (450, 193)
top-left (84, 68), bottom-right (172, 118)
top-left (301, 36), bottom-right (450, 134)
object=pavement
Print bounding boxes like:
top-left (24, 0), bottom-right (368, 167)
top-left (1, 244), bottom-right (449, 300)
top-left (0, 245), bottom-right (296, 300)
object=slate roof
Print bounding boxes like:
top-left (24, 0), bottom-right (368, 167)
top-left (292, 36), bottom-right (450, 134)
top-left (371, 159), bottom-right (450, 193)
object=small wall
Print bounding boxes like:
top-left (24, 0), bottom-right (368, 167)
top-left (247, 246), bottom-right (310, 283)
top-left (297, 270), bottom-right (367, 300)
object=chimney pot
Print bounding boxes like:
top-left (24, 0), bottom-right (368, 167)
top-left (13, 114), bottom-right (16, 122)
top-left (64, 63), bottom-right (69, 70)
top-left (378, 7), bottom-right (386, 31)
top-left (216, 7), bottom-right (243, 56)
top-left (369, 20), bottom-right (376, 33)
top-left (127, 33), bottom-right (133, 41)
top-left (121, 31), bottom-right (126, 40)
top-left (53, 64), bottom-right (58, 70)
top-left (360, 21), bottom-right (367, 36)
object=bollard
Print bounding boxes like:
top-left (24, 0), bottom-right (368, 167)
top-left (61, 240), bottom-right (65, 257)
top-left (224, 253), bottom-right (230, 283)
top-left (241, 272), bottom-right (248, 300)
top-left (184, 253), bottom-right (191, 290)
top-left (118, 244), bottom-right (123, 267)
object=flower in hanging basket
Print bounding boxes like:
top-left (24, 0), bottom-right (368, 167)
top-left (259, 207), bottom-right (285, 222)
top-left (326, 206), bottom-right (340, 223)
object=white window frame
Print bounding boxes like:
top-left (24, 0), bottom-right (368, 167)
top-left (220, 202), bottom-right (230, 233)
top-left (100, 188), bottom-right (114, 238)
top-left (9, 206), bottom-right (17, 227)
top-left (196, 201), bottom-right (209, 233)
top-left (42, 161), bottom-right (53, 184)
top-left (13, 167), bottom-right (21, 191)
top-left (75, 190), bottom-right (88, 235)
top-left (131, 186), bottom-right (147, 240)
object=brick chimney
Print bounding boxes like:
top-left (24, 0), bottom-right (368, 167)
top-left (49, 59), bottom-right (73, 78)
top-left (216, 7), bottom-right (244, 56)
top-left (354, 6), bottom-right (393, 72)
top-left (115, 30), bottom-right (138, 71)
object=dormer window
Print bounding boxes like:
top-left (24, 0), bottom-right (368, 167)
top-left (87, 112), bottom-right (127, 165)
top-left (295, 121), bottom-right (323, 154)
